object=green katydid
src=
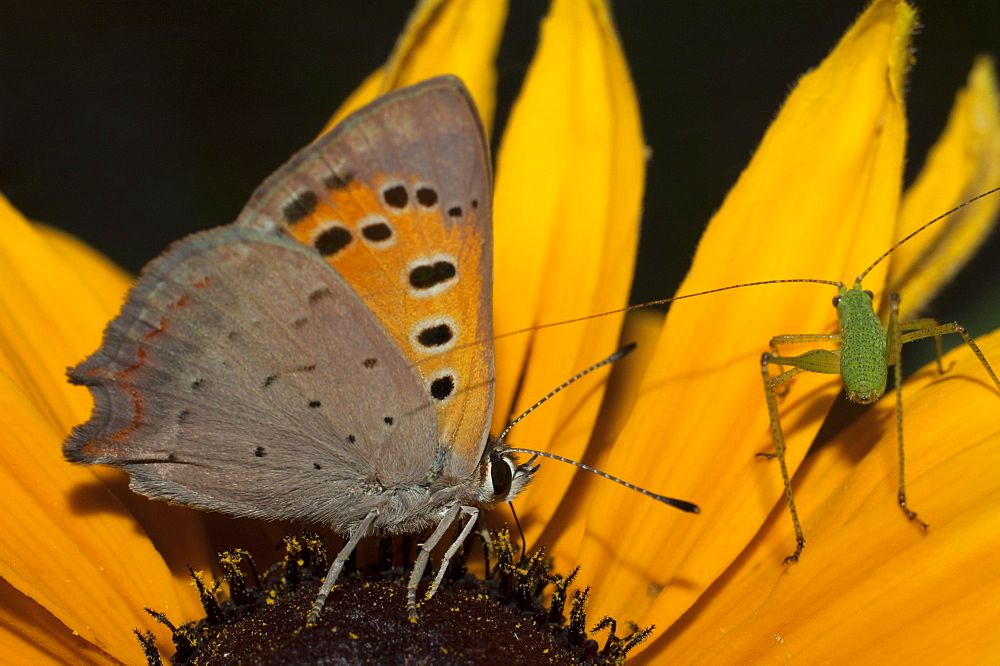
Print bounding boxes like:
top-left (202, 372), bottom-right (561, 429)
top-left (677, 187), bottom-right (1000, 563)
top-left (520, 186), bottom-right (1000, 563)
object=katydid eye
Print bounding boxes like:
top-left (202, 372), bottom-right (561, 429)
top-left (864, 289), bottom-right (874, 299)
top-left (832, 295), bottom-right (842, 306)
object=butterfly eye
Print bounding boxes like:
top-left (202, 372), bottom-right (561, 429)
top-left (489, 451), bottom-right (514, 497)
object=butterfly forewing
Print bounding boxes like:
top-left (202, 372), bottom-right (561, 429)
top-left (66, 228), bottom-right (439, 525)
top-left (235, 76), bottom-right (495, 478)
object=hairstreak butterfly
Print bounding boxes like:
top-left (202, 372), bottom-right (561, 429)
top-left (64, 75), bottom-right (696, 622)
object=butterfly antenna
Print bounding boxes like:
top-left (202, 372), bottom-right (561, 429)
top-left (506, 448), bottom-right (700, 513)
top-left (497, 343), bottom-right (636, 443)
top-left (499, 343), bottom-right (701, 514)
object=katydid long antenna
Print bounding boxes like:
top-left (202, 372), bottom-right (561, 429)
top-left (494, 185), bottom-right (1000, 338)
top-left (855, 184), bottom-right (1000, 283)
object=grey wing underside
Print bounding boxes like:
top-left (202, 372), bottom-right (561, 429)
top-left (66, 227), bottom-right (439, 525)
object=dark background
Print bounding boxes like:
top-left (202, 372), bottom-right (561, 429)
top-left (3, 1), bottom-right (999, 345)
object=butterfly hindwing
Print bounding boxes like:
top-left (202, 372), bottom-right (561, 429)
top-left (66, 227), bottom-right (439, 525)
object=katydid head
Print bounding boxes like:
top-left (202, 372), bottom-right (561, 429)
top-left (830, 283), bottom-right (874, 308)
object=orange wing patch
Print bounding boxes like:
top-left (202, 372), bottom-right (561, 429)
top-left (279, 173), bottom-right (492, 458)
top-left (233, 77), bottom-right (495, 474)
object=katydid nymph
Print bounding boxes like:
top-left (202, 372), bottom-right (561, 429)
top-left (530, 187), bottom-right (1000, 564)
top-left (679, 187), bottom-right (1000, 563)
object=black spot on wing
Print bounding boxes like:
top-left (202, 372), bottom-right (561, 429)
top-left (315, 227), bottom-right (352, 257)
top-left (430, 376), bottom-right (454, 400)
top-left (309, 287), bottom-right (332, 303)
top-left (416, 187), bottom-right (438, 207)
top-left (383, 185), bottom-right (408, 209)
top-left (417, 324), bottom-right (453, 347)
top-left (283, 190), bottom-right (318, 224)
top-left (361, 220), bottom-right (392, 242)
top-left (324, 172), bottom-right (354, 189)
top-left (410, 262), bottom-right (456, 290)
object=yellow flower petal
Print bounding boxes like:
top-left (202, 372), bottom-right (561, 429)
top-left (34, 223), bottom-right (133, 319)
top-left (0, 371), bottom-right (192, 661)
top-left (322, 68), bottom-right (388, 132)
top-left (0, 577), bottom-right (111, 664)
top-left (0, 195), bottom-right (128, 433)
top-left (538, 310), bottom-right (667, 566)
top-left (384, 0), bottom-right (506, 125)
top-left (322, 0), bottom-right (508, 135)
top-left (886, 55), bottom-right (1000, 320)
top-left (654, 327), bottom-right (1000, 662)
top-left (0, 198), bottom-right (223, 656)
top-left (579, 0), bottom-right (915, 635)
top-left (591, 309), bottom-right (665, 453)
top-left (490, 0), bottom-right (642, 550)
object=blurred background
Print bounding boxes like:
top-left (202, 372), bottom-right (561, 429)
top-left (2, 1), bottom-right (999, 346)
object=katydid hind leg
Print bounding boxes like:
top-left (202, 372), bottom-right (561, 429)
top-left (888, 294), bottom-right (929, 529)
top-left (768, 333), bottom-right (841, 396)
top-left (899, 322), bottom-right (1000, 391)
top-left (900, 315), bottom-right (945, 373)
top-left (892, 293), bottom-right (1000, 530)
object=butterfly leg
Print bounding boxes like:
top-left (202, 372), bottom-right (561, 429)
top-left (307, 510), bottom-right (378, 626)
top-left (475, 514), bottom-right (494, 576)
top-left (408, 503), bottom-right (462, 621)
top-left (426, 506), bottom-right (480, 605)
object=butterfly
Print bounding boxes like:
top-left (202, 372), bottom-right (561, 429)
top-left (64, 75), bottom-right (536, 621)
